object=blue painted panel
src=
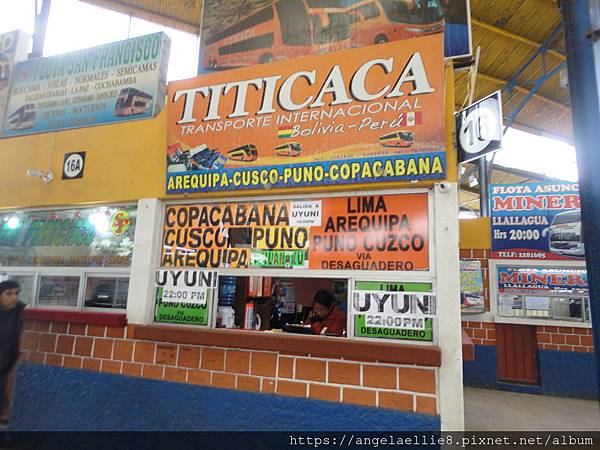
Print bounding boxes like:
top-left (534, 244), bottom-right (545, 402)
top-left (463, 344), bottom-right (599, 400)
top-left (9, 363), bottom-right (440, 431)
top-left (538, 349), bottom-right (599, 400)
top-left (463, 345), bottom-right (497, 389)
top-left (497, 382), bottom-right (542, 395)
top-left (444, 23), bottom-right (470, 58)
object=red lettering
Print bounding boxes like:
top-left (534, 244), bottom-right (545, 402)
top-left (500, 272), bottom-right (519, 283)
top-left (567, 274), bottom-right (586, 286)
top-left (493, 197), bottom-right (514, 211)
top-left (525, 196), bottom-right (545, 210)
top-left (563, 194), bottom-right (580, 210)
top-left (546, 195), bottom-right (563, 209)
top-left (530, 273), bottom-right (547, 285)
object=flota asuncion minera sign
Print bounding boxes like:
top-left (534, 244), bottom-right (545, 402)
top-left (166, 34), bottom-right (446, 193)
top-left (491, 182), bottom-right (583, 260)
top-left (497, 266), bottom-right (588, 295)
top-left (1, 32), bottom-right (170, 137)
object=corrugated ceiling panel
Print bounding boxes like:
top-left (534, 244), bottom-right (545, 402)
top-left (82, 0), bottom-right (203, 33)
top-left (86, 0), bottom-right (572, 142)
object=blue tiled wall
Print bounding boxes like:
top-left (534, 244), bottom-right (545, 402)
top-left (9, 363), bottom-right (440, 431)
top-left (463, 344), bottom-right (599, 400)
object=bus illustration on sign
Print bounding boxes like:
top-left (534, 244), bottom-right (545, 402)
top-left (275, 142), bottom-right (302, 157)
top-left (167, 143), bottom-right (227, 171)
top-left (189, 145), bottom-right (227, 170)
top-left (203, 0), bottom-right (351, 70)
top-left (378, 131), bottom-right (414, 148)
top-left (227, 144), bottom-right (259, 162)
top-left (348, 0), bottom-right (445, 46)
top-left (5, 103), bottom-right (35, 130)
top-left (543, 210), bottom-right (585, 258)
top-left (114, 87), bottom-right (153, 117)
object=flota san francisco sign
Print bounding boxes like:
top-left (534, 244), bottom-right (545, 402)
top-left (2, 33), bottom-right (170, 137)
top-left (166, 34), bottom-right (445, 193)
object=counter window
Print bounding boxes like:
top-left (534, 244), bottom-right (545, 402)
top-left (38, 275), bottom-right (80, 307)
top-left (498, 294), bottom-right (589, 322)
top-left (0, 271), bottom-right (130, 309)
top-left (0, 272), bottom-right (35, 304)
top-left (496, 266), bottom-right (590, 323)
top-left (213, 276), bottom-right (349, 337)
top-left (84, 276), bottom-right (130, 309)
top-left (155, 274), bottom-right (349, 337)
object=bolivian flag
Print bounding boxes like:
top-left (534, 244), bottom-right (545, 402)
top-left (278, 126), bottom-right (293, 138)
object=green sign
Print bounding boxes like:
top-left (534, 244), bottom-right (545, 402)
top-left (154, 287), bottom-right (212, 326)
top-left (250, 249), bottom-right (308, 268)
top-left (352, 280), bottom-right (434, 342)
top-left (0, 206), bottom-right (136, 267)
top-left (354, 281), bottom-right (432, 292)
top-left (354, 315), bottom-right (433, 341)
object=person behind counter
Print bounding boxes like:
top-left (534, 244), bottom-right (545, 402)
top-left (306, 289), bottom-right (346, 336)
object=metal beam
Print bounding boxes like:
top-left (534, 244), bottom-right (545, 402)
top-left (505, 61), bottom-right (568, 130)
top-left (470, 71), bottom-right (570, 111)
top-left (503, 23), bottom-right (564, 96)
top-left (560, 0), bottom-right (600, 403)
top-left (32, 0), bottom-right (51, 58)
top-left (471, 18), bottom-right (566, 61)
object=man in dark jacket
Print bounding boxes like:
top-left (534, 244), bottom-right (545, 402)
top-left (0, 280), bottom-right (25, 422)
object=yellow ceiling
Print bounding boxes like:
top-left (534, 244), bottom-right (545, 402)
top-left (82, 0), bottom-right (571, 143)
top-left (458, 0), bottom-right (570, 143)
top-left (82, 0), bottom-right (204, 33)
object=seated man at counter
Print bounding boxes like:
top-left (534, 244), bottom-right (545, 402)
top-left (306, 289), bottom-right (347, 336)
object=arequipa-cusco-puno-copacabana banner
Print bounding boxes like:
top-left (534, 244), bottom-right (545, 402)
top-left (165, 34), bottom-right (445, 194)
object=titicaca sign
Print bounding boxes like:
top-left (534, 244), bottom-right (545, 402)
top-left (166, 34), bottom-right (446, 193)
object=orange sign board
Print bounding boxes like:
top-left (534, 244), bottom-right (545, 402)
top-left (161, 193), bottom-right (429, 271)
top-left (166, 35), bottom-right (445, 194)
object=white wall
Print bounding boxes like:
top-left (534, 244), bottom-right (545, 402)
top-left (434, 182), bottom-right (465, 431)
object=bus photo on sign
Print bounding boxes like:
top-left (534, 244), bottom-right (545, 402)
top-left (543, 210), bottom-right (584, 258)
top-left (227, 144), bottom-right (259, 162)
top-left (199, 0), bottom-right (471, 71)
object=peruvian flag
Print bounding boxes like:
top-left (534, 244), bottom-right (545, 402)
top-left (399, 111), bottom-right (423, 126)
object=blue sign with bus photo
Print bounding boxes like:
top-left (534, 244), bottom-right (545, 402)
top-left (490, 182), bottom-right (583, 260)
top-left (1, 33), bottom-right (170, 137)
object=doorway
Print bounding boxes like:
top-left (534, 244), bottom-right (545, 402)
top-left (496, 323), bottom-right (539, 384)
